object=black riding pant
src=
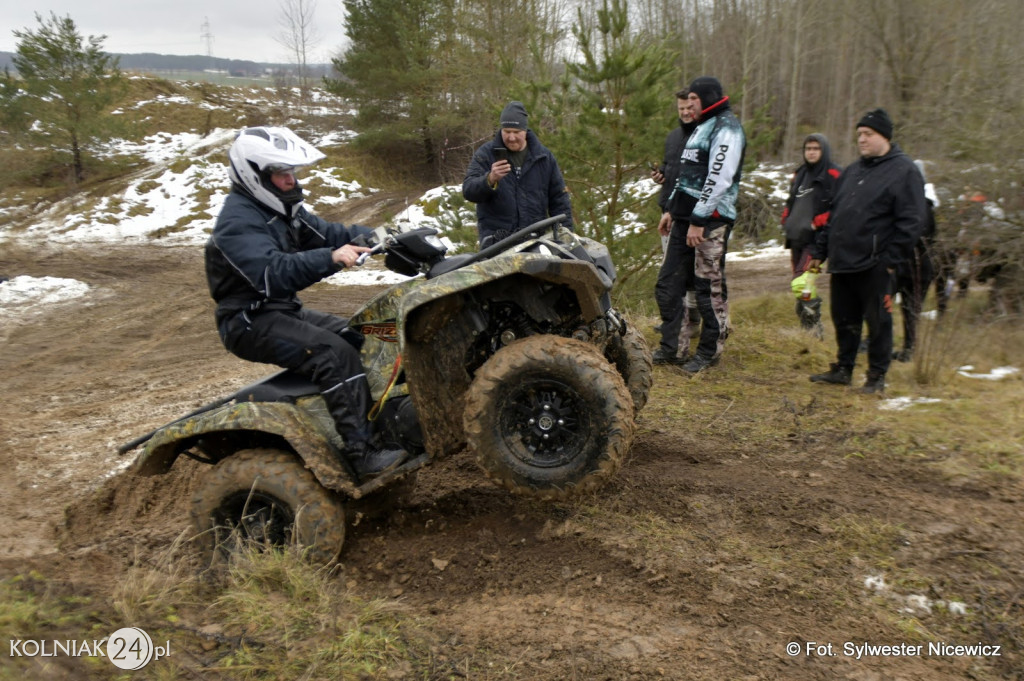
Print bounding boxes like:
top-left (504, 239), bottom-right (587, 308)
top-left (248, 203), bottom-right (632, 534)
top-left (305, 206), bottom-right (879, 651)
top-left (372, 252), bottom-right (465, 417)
top-left (218, 307), bottom-right (370, 445)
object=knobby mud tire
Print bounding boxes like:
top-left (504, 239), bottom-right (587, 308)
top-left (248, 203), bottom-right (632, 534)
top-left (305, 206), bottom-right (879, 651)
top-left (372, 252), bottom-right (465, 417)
top-left (605, 325), bottom-right (654, 414)
top-left (190, 448), bottom-right (346, 565)
top-left (464, 335), bottom-right (634, 501)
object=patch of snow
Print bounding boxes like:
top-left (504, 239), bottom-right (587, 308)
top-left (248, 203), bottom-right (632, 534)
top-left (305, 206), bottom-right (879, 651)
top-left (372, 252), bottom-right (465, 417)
top-left (862, 574), bottom-right (968, 617)
top-left (864, 575), bottom-right (887, 591)
top-left (879, 397), bottom-right (943, 411)
top-left (956, 366), bottom-right (1020, 381)
top-left (0, 276), bottom-right (91, 318)
top-left (727, 240), bottom-right (787, 261)
top-left (322, 266), bottom-right (415, 287)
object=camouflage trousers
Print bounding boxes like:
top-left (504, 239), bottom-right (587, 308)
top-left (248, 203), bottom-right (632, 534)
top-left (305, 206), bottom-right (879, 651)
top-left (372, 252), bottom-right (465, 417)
top-left (693, 223), bottom-right (731, 360)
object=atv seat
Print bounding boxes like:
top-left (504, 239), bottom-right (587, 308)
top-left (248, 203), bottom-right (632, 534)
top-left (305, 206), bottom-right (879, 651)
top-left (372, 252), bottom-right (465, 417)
top-left (427, 253), bottom-right (476, 278)
top-left (230, 370), bottom-right (320, 403)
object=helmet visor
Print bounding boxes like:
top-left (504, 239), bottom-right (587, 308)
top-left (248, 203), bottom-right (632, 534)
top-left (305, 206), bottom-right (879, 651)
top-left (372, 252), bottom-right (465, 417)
top-left (264, 163), bottom-right (297, 175)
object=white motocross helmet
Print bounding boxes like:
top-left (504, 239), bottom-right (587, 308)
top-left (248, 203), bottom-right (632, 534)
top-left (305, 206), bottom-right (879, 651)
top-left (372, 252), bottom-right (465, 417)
top-left (227, 127), bottom-right (326, 215)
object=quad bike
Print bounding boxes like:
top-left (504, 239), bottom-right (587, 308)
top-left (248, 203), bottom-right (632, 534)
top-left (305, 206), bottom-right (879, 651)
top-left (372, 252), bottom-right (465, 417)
top-left (120, 215), bottom-right (653, 564)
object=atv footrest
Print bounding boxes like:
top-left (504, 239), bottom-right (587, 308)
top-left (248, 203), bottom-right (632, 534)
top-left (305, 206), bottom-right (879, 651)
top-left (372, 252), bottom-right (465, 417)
top-left (355, 452), bottom-right (430, 496)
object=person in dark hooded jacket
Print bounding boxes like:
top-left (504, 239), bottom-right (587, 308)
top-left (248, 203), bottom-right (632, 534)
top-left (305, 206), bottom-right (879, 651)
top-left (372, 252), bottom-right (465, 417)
top-left (205, 126), bottom-right (407, 479)
top-left (780, 133), bottom-right (842, 336)
top-left (808, 109), bottom-right (926, 394)
top-left (462, 101), bottom-right (574, 247)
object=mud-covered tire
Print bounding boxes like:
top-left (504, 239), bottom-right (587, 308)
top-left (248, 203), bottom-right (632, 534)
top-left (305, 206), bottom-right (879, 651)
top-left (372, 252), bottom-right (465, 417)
top-left (464, 335), bottom-right (634, 500)
top-left (605, 325), bottom-right (653, 414)
top-left (190, 448), bottom-right (346, 565)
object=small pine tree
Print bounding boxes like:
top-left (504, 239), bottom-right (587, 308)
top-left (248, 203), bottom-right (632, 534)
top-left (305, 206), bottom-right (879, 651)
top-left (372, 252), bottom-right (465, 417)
top-left (4, 12), bottom-right (126, 185)
top-left (325, 0), bottom-right (462, 177)
top-left (540, 0), bottom-right (677, 286)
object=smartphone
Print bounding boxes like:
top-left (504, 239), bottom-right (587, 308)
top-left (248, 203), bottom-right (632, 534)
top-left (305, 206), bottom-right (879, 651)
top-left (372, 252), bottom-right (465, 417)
top-left (493, 147), bottom-right (508, 162)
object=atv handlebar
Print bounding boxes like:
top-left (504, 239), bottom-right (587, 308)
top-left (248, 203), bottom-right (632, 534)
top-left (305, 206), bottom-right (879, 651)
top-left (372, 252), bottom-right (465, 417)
top-left (354, 214), bottom-right (568, 276)
top-left (355, 242), bottom-right (386, 267)
top-left (472, 214), bottom-right (569, 263)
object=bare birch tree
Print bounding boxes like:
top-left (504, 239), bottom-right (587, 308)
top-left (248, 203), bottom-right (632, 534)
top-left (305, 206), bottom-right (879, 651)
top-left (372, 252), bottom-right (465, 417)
top-left (277, 0), bottom-right (322, 103)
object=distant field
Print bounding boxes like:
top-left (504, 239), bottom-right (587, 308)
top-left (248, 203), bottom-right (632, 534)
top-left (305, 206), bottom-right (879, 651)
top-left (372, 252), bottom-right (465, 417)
top-left (125, 69), bottom-right (277, 87)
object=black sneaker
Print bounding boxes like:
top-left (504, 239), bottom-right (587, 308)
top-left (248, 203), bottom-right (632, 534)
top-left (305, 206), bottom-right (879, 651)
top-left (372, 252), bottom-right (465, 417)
top-left (680, 354), bottom-right (719, 374)
top-left (860, 372), bottom-right (886, 394)
top-left (652, 348), bottom-right (682, 365)
top-left (809, 364), bottom-right (852, 385)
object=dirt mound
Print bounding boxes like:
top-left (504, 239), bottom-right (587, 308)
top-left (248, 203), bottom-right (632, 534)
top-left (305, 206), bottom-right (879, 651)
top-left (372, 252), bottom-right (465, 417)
top-left (60, 458), bottom-right (203, 572)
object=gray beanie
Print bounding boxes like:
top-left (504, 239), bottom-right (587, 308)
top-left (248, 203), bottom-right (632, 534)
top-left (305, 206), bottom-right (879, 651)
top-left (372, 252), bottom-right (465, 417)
top-left (499, 101), bottom-right (529, 130)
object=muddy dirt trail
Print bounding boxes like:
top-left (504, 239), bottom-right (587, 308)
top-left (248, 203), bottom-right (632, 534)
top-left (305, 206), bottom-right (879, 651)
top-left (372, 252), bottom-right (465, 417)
top-left (1, 241), bottom-right (1019, 680)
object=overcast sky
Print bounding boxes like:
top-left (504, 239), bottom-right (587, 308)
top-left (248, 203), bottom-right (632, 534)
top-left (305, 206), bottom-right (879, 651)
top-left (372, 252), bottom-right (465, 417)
top-left (0, 0), bottom-right (348, 63)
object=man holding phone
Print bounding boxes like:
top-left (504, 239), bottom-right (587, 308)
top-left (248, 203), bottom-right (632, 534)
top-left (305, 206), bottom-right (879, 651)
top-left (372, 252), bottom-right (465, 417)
top-left (463, 101), bottom-right (574, 247)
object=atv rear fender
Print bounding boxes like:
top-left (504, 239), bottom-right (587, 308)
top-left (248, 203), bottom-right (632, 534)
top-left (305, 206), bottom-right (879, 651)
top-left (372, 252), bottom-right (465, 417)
top-left (133, 398), bottom-right (362, 496)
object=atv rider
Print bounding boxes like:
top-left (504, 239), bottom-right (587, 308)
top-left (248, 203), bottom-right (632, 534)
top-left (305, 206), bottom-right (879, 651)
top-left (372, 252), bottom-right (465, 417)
top-left (205, 126), bottom-right (407, 479)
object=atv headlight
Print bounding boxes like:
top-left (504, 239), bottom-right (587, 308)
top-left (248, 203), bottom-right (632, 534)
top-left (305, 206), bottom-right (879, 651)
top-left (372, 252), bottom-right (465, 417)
top-left (424, 234), bottom-right (445, 251)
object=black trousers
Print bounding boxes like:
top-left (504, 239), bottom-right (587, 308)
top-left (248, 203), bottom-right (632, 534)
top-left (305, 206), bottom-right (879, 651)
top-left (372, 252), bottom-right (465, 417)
top-left (830, 264), bottom-right (894, 377)
top-left (654, 221), bottom-right (697, 354)
top-left (219, 307), bottom-right (370, 446)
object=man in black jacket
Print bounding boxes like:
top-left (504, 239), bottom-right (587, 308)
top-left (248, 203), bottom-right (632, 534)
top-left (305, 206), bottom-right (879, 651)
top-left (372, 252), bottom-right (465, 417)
top-left (205, 126), bottom-right (407, 478)
top-left (808, 109), bottom-right (926, 394)
top-left (651, 89), bottom-right (701, 364)
top-left (462, 101), bottom-right (574, 247)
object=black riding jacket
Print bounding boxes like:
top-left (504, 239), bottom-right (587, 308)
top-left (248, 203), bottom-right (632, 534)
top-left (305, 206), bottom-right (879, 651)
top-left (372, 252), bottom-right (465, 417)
top-left (205, 186), bottom-right (369, 324)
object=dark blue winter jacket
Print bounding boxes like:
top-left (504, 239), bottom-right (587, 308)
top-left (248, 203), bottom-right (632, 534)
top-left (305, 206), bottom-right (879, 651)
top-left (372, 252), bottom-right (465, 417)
top-left (462, 130), bottom-right (574, 243)
top-left (205, 186), bottom-right (371, 324)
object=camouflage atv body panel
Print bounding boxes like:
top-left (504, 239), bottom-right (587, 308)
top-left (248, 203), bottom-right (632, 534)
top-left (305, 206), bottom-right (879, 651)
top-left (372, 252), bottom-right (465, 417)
top-left (351, 249), bottom-right (615, 460)
top-left (134, 396), bottom-right (364, 496)
top-left (353, 252), bottom-right (611, 395)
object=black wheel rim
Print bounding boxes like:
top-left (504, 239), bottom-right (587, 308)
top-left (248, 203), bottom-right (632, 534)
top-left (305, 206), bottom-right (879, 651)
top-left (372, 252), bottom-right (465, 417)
top-left (213, 490), bottom-right (295, 547)
top-left (498, 377), bottom-right (590, 468)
